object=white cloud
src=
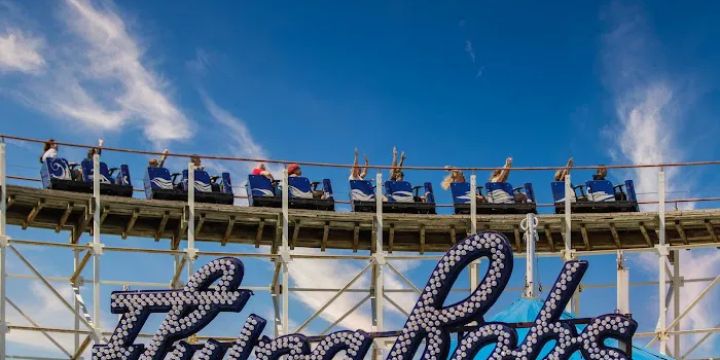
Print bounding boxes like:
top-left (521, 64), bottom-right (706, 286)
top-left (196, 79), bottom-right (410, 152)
top-left (602, 4), bottom-right (719, 356)
top-left (0, 0), bottom-right (191, 142)
top-left (288, 249), bottom-right (419, 332)
top-left (0, 28), bottom-right (45, 74)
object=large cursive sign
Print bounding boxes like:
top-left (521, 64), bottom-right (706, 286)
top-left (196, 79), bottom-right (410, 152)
top-left (94, 232), bottom-right (637, 360)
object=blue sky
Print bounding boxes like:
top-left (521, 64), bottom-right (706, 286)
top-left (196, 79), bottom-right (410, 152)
top-left (1, 0), bottom-right (720, 358)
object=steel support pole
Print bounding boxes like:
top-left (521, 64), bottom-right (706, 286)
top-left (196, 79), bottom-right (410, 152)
top-left (186, 162), bottom-right (197, 282)
top-left (656, 169), bottom-right (669, 355)
top-left (372, 172), bottom-right (385, 360)
top-left (522, 213), bottom-right (538, 298)
top-left (73, 249), bottom-right (80, 354)
top-left (0, 142), bottom-right (7, 359)
top-left (617, 251), bottom-right (631, 354)
top-left (91, 153), bottom-right (103, 341)
top-left (280, 169), bottom-right (290, 335)
top-left (671, 250), bottom-right (681, 358)
top-left (563, 174), bottom-right (577, 313)
top-left (469, 175), bottom-right (478, 292)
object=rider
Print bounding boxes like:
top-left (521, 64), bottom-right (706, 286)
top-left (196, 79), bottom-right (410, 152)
top-left (252, 162), bottom-right (275, 181)
top-left (349, 148), bottom-right (369, 181)
top-left (148, 149), bottom-right (170, 168)
top-left (389, 146), bottom-right (406, 182)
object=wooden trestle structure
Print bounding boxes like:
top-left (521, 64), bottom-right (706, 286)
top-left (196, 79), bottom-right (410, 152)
top-left (5, 184), bottom-right (720, 253)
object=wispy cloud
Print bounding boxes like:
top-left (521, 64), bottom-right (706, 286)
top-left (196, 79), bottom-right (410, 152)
top-left (0, 0), bottom-right (192, 142)
top-left (0, 28), bottom-right (45, 74)
top-left (602, 3), bottom-right (718, 356)
top-left (201, 92), bottom-right (270, 171)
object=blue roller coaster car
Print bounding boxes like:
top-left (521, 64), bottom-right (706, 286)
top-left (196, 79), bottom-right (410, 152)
top-left (450, 182), bottom-right (536, 215)
top-left (247, 175), bottom-right (335, 211)
top-left (350, 179), bottom-right (436, 214)
top-left (143, 167), bottom-right (234, 204)
top-left (40, 157), bottom-right (133, 197)
top-left (551, 179), bottom-right (639, 214)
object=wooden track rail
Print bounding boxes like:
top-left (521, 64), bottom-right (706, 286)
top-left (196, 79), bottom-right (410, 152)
top-left (3, 185), bottom-right (720, 253)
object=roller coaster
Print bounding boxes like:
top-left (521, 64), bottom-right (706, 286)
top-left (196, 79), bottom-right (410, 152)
top-left (1, 134), bottom-right (720, 359)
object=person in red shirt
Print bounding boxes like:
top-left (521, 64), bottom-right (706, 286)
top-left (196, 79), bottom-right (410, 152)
top-left (252, 162), bottom-right (274, 181)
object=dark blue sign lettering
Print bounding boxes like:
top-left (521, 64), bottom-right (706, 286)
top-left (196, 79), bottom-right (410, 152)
top-left (93, 232), bottom-right (636, 360)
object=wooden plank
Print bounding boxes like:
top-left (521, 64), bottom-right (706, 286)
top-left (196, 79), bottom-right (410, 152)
top-left (6, 195), bottom-right (13, 210)
top-left (450, 225), bottom-right (457, 245)
top-left (352, 223), bottom-right (359, 253)
top-left (543, 225), bottom-right (556, 253)
top-left (675, 221), bottom-right (688, 245)
top-left (291, 220), bottom-right (301, 250)
top-left (639, 222), bottom-right (653, 247)
top-left (155, 212), bottom-right (169, 241)
top-left (223, 215), bottom-right (236, 246)
top-left (513, 225), bottom-right (522, 251)
top-left (321, 222), bottom-right (329, 251)
top-left (122, 209), bottom-right (140, 239)
top-left (388, 223), bottom-right (395, 253)
top-left (56, 202), bottom-right (73, 233)
top-left (419, 224), bottom-right (426, 254)
top-left (705, 219), bottom-right (719, 243)
top-left (609, 223), bottom-right (621, 249)
top-left (22, 199), bottom-right (44, 229)
top-left (580, 224), bottom-right (591, 250)
top-left (253, 218), bottom-right (263, 248)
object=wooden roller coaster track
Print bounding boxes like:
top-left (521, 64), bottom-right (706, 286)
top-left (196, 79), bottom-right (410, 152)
top-left (4, 184), bottom-right (720, 254)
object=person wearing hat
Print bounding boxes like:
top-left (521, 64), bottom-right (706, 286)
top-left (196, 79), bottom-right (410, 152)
top-left (287, 163), bottom-right (302, 177)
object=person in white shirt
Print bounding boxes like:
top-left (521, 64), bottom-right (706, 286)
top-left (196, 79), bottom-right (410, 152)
top-left (349, 148), bottom-right (369, 181)
top-left (40, 139), bottom-right (58, 163)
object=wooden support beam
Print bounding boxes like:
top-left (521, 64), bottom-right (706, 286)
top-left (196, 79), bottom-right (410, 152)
top-left (172, 212), bottom-right (187, 250)
top-left (580, 224), bottom-right (591, 250)
top-left (69, 250), bottom-right (92, 285)
top-left (388, 223), bottom-right (395, 254)
top-left (155, 212), bottom-right (169, 241)
top-left (223, 215), bottom-right (236, 246)
top-left (352, 223), bottom-right (359, 253)
top-left (513, 225), bottom-right (522, 251)
top-left (419, 224), bottom-right (426, 254)
top-left (56, 202), bottom-right (73, 233)
top-left (544, 225), bottom-right (556, 253)
top-left (639, 222), bottom-right (653, 247)
top-left (22, 199), bottom-right (44, 229)
top-left (72, 206), bottom-right (90, 244)
top-left (673, 221), bottom-right (687, 245)
top-left (609, 223), bottom-right (621, 249)
top-left (705, 219), bottom-right (719, 243)
top-left (122, 209), bottom-right (139, 239)
top-left (99, 206), bottom-right (110, 225)
top-left (253, 218), bottom-right (264, 248)
top-left (321, 222), bottom-right (329, 251)
top-left (195, 213), bottom-right (206, 237)
top-left (291, 220), bottom-right (301, 250)
top-left (450, 225), bottom-right (457, 245)
top-left (272, 213), bottom-right (281, 254)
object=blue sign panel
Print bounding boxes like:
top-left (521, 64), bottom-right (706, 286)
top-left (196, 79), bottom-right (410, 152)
top-left (94, 232), bottom-right (636, 360)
